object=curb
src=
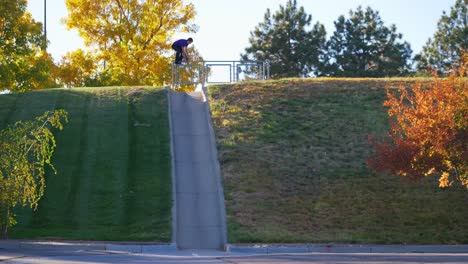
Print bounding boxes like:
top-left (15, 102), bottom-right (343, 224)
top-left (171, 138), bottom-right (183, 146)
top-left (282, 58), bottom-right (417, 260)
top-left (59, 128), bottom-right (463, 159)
top-left (0, 240), bottom-right (106, 251)
top-left (0, 240), bottom-right (177, 253)
top-left (227, 244), bottom-right (468, 254)
top-left (106, 243), bottom-right (178, 254)
top-left (2, 241), bottom-right (468, 254)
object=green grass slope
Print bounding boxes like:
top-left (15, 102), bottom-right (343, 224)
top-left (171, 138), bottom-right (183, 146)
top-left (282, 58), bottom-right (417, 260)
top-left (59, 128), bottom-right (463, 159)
top-left (207, 78), bottom-right (468, 244)
top-left (0, 87), bottom-right (171, 241)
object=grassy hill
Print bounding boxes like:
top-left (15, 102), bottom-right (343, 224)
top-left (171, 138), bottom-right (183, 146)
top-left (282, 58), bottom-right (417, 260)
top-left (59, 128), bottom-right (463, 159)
top-left (207, 78), bottom-right (468, 244)
top-left (0, 87), bottom-right (171, 241)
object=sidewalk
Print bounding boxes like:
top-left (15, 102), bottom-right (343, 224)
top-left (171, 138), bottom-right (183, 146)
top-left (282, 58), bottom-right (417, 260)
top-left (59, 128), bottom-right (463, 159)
top-left (2, 240), bottom-right (468, 255)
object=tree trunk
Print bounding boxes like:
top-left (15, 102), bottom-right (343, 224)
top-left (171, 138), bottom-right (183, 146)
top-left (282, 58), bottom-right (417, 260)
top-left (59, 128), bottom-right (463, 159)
top-left (0, 225), bottom-right (7, 239)
top-left (0, 204), bottom-right (10, 239)
top-left (454, 167), bottom-right (468, 201)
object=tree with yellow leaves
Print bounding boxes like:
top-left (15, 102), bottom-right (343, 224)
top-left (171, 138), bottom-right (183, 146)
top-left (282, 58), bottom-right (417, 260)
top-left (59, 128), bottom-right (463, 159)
top-left (64, 0), bottom-right (197, 86)
top-left (56, 49), bottom-right (98, 88)
top-left (0, 110), bottom-right (68, 238)
top-left (0, 0), bottom-right (56, 92)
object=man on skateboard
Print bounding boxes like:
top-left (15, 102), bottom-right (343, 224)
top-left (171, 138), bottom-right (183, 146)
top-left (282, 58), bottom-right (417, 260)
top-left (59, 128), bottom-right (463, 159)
top-left (172, 38), bottom-right (193, 65)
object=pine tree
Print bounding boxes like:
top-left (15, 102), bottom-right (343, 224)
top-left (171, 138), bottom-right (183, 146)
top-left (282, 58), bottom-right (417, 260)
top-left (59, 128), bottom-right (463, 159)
top-left (415, 0), bottom-right (468, 74)
top-left (241, 0), bottom-right (327, 78)
top-left (325, 6), bottom-right (412, 77)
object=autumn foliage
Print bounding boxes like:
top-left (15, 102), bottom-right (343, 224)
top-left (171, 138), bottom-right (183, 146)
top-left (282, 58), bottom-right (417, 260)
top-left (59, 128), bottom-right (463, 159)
top-left (368, 55), bottom-right (468, 189)
top-left (63, 0), bottom-right (196, 86)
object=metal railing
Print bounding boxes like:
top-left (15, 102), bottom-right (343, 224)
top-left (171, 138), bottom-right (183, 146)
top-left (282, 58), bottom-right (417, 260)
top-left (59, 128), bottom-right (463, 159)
top-left (171, 60), bottom-right (270, 90)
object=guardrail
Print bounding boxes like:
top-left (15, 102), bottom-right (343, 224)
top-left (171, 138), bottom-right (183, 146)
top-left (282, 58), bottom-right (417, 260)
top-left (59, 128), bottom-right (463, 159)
top-left (171, 60), bottom-right (270, 90)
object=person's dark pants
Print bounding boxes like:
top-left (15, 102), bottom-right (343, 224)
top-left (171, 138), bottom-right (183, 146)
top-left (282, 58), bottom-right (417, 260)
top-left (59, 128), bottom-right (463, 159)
top-left (172, 44), bottom-right (183, 65)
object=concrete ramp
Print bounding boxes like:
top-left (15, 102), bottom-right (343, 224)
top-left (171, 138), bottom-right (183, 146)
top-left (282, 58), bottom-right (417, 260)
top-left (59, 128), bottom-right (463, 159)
top-left (168, 90), bottom-right (227, 250)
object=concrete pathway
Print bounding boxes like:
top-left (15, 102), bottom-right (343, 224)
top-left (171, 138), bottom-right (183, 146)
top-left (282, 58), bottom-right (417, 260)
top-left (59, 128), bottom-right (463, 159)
top-left (168, 89), bottom-right (227, 250)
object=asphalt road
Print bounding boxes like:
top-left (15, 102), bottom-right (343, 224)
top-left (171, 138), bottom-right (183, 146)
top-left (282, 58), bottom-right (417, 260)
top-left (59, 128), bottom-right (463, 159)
top-left (2, 248), bottom-right (468, 264)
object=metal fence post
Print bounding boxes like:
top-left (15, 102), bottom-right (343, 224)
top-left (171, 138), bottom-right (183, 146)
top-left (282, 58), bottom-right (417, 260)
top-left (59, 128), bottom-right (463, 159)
top-left (262, 62), bottom-right (265, 80)
top-left (266, 61), bottom-right (270, 80)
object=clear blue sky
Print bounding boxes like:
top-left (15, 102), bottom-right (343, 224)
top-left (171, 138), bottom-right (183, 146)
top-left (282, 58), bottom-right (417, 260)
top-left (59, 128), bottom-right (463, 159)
top-left (27, 0), bottom-right (456, 62)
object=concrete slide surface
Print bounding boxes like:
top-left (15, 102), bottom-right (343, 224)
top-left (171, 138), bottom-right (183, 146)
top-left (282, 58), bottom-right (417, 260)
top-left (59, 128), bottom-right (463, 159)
top-left (168, 90), bottom-right (227, 250)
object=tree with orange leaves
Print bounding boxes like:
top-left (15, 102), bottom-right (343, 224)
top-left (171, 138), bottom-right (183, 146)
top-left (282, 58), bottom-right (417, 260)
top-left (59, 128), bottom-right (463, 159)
top-left (368, 54), bottom-right (468, 189)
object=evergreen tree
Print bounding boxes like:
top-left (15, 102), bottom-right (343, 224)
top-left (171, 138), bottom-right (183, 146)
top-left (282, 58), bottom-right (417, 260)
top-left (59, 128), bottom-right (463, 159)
top-left (325, 6), bottom-right (412, 77)
top-left (416, 0), bottom-right (468, 74)
top-left (241, 0), bottom-right (327, 78)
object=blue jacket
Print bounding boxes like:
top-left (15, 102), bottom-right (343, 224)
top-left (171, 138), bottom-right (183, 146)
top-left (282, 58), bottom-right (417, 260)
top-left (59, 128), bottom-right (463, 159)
top-left (172, 39), bottom-right (189, 47)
